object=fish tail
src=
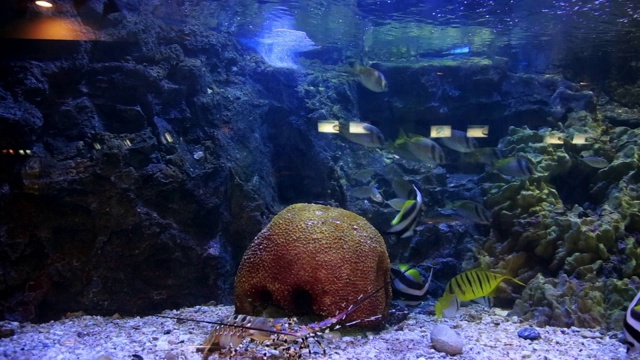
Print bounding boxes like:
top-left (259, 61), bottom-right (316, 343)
top-left (395, 129), bottom-right (410, 146)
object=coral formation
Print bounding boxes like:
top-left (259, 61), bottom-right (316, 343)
top-left (510, 273), bottom-right (638, 329)
top-left (474, 110), bottom-right (640, 330)
top-left (234, 203), bottom-right (391, 328)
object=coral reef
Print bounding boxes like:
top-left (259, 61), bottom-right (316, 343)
top-left (234, 203), bottom-right (391, 329)
top-left (474, 111), bottom-right (640, 330)
top-left (510, 273), bottom-right (638, 330)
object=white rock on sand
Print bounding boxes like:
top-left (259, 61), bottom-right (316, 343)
top-left (0, 304), bottom-right (629, 360)
top-left (430, 323), bottom-right (464, 355)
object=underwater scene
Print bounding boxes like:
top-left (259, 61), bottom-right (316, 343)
top-left (1, 0), bottom-right (640, 359)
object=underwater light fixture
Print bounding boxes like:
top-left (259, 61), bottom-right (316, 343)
top-left (544, 133), bottom-right (565, 144)
top-left (467, 125), bottom-right (489, 138)
top-left (317, 120), bottom-right (340, 133)
top-left (430, 125), bottom-right (451, 138)
top-left (572, 133), bottom-right (594, 144)
top-left (35, 1), bottom-right (53, 8)
top-left (1, 149), bottom-right (33, 155)
top-left (349, 122), bottom-right (373, 134)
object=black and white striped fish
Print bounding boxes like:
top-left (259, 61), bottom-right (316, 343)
top-left (385, 184), bottom-right (423, 238)
top-left (494, 156), bottom-right (535, 178)
top-left (624, 290), bottom-right (640, 353)
top-left (395, 130), bottom-right (446, 166)
top-left (452, 200), bottom-right (491, 225)
top-left (390, 264), bottom-right (434, 306)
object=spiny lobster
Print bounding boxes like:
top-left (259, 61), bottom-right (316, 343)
top-left (156, 265), bottom-right (417, 359)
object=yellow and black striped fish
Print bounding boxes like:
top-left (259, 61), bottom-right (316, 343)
top-left (435, 269), bottom-right (525, 318)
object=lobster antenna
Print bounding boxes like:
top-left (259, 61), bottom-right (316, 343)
top-left (154, 262), bottom-right (430, 335)
top-left (318, 261), bottom-right (431, 327)
top-left (154, 314), bottom-right (303, 336)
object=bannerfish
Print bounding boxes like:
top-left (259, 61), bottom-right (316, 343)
top-left (391, 264), bottom-right (434, 306)
top-left (351, 62), bottom-right (388, 92)
top-left (386, 184), bottom-right (423, 238)
top-left (439, 129), bottom-right (478, 153)
top-left (435, 269), bottom-right (525, 318)
top-left (395, 130), bottom-right (446, 166)
top-left (494, 156), bottom-right (535, 178)
top-left (624, 290), bottom-right (640, 353)
top-left (351, 185), bottom-right (384, 203)
top-left (581, 156), bottom-right (609, 169)
top-left (339, 123), bottom-right (385, 148)
top-left (452, 200), bottom-right (491, 225)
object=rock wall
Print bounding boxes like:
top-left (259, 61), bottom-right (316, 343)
top-left (0, 8), bottom-right (348, 322)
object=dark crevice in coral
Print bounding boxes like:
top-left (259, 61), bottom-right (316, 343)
top-left (290, 288), bottom-right (314, 316)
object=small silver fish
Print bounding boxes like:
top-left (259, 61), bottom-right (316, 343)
top-left (351, 62), bottom-right (388, 92)
top-left (391, 177), bottom-right (414, 199)
top-left (494, 156), bottom-right (535, 178)
top-left (352, 169), bottom-right (376, 182)
top-left (395, 130), bottom-right (446, 166)
top-left (452, 200), bottom-right (491, 224)
top-left (439, 130), bottom-right (478, 153)
top-left (340, 123), bottom-right (385, 148)
top-left (385, 198), bottom-right (408, 211)
top-left (581, 156), bottom-right (609, 169)
top-left (351, 185), bottom-right (384, 202)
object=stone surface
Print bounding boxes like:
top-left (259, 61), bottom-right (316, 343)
top-left (431, 323), bottom-right (464, 355)
top-left (517, 326), bottom-right (541, 340)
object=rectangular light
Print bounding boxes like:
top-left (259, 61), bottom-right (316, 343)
top-left (430, 125), bottom-right (451, 138)
top-left (467, 125), bottom-right (489, 138)
top-left (544, 133), bottom-right (565, 144)
top-left (317, 120), bottom-right (340, 133)
top-left (572, 133), bottom-right (594, 144)
top-left (348, 122), bottom-right (372, 134)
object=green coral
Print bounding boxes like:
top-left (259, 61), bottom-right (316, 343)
top-left (510, 273), bottom-right (636, 331)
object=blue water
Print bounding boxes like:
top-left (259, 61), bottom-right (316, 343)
top-left (201, 0), bottom-right (640, 76)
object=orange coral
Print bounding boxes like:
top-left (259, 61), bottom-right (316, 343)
top-left (234, 203), bottom-right (391, 329)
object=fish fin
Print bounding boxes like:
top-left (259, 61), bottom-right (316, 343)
top-left (507, 276), bottom-right (526, 286)
top-left (395, 129), bottom-right (410, 146)
top-left (336, 119), bottom-right (349, 135)
top-left (435, 293), bottom-right (459, 319)
top-left (435, 298), bottom-right (444, 319)
top-left (399, 226), bottom-right (415, 238)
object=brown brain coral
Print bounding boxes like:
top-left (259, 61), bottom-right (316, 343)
top-left (234, 203), bottom-right (391, 329)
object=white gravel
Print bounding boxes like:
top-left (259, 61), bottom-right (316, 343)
top-left (0, 304), bottom-right (631, 360)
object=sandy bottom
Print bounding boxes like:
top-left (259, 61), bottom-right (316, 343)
top-left (0, 303), bottom-right (630, 360)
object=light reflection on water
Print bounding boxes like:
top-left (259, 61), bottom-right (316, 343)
top-left (147, 0), bottom-right (640, 75)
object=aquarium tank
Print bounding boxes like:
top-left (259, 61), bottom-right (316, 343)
top-left (1, 0), bottom-right (640, 359)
